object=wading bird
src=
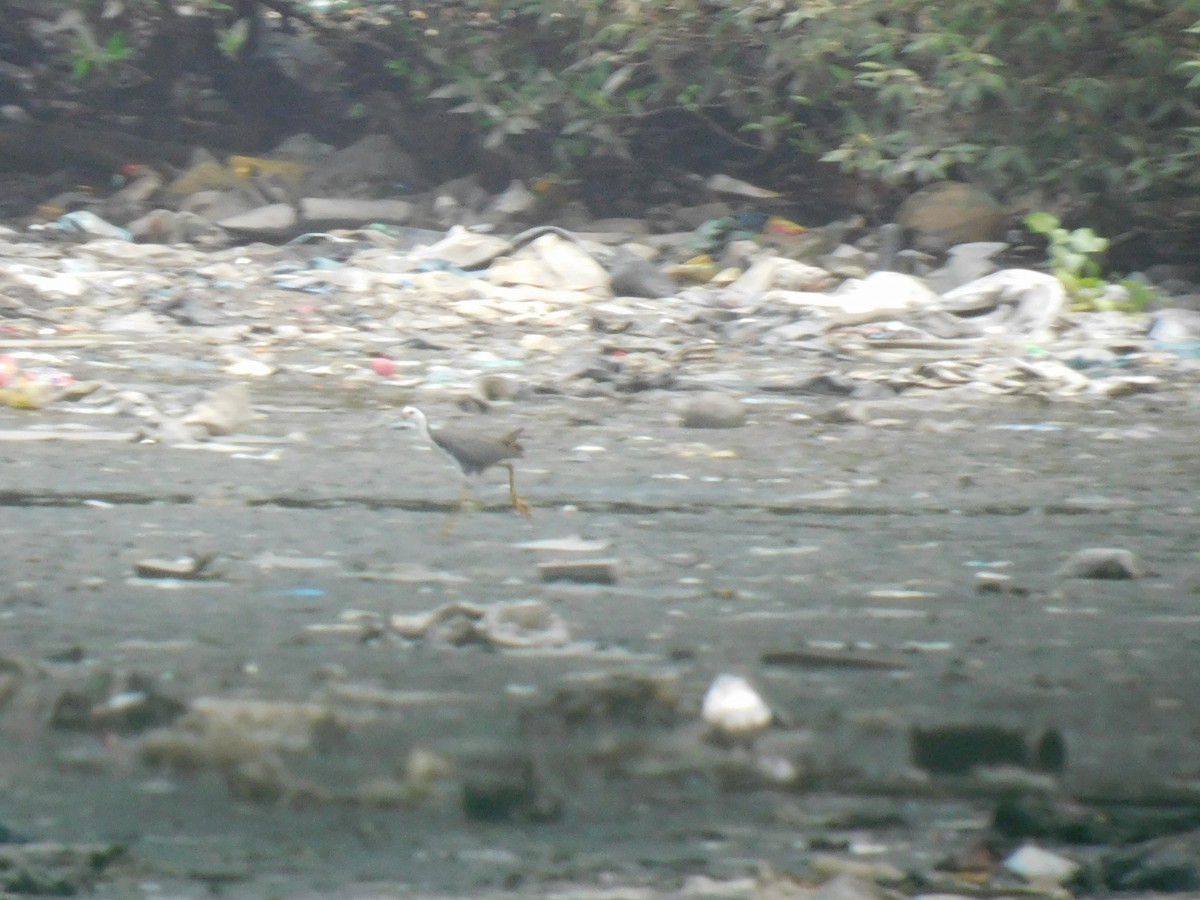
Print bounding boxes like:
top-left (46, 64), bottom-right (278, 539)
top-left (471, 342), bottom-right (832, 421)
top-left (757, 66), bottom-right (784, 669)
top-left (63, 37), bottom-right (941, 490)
top-left (400, 406), bottom-right (532, 521)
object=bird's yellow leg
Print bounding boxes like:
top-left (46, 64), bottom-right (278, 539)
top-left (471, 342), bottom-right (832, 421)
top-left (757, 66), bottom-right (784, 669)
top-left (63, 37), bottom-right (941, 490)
top-left (437, 479), bottom-right (473, 537)
top-left (437, 506), bottom-right (460, 538)
top-left (456, 478), bottom-right (484, 512)
top-left (503, 463), bottom-right (533, 521)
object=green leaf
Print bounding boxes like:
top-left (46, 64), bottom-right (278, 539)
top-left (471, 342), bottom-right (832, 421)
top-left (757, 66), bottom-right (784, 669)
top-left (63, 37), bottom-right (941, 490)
top-left (1024, 211), bottom-right (1060, 234)
top-left (218, 19), bottom-right (250, 59)
top-left (1069, 228), bottom-right (1109, 254)
top-left (1056, 248), bottom-right (1087, 272)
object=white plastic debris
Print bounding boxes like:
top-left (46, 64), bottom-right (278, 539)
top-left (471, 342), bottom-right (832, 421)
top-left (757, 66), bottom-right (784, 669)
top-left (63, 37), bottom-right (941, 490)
top-left (182, 383), bottom-right (254, 437)
top-left (488, 233), bottom-right (611, 294)
top-left (1058, 547), bottom-right (1147, 579)
top-left (679, 392), bottom-right (747, 429)
top-left (828, 271), bottom-right (940, 326)
top-left (941, 268), bottom-right (1066, 338)
top-left (701, 673), bottom-right (772, 738)
top-left (720, 255), bottom-right (829, 305)
top-left (1003, 842), bottom-right (1080, 884)
top-left (56, 210), bottom-right (132, 240)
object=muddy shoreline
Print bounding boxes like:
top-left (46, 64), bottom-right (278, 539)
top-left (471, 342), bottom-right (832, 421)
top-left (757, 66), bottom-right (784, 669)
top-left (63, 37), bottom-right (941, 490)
top-left (0, 379), bottom-right (1196, 897)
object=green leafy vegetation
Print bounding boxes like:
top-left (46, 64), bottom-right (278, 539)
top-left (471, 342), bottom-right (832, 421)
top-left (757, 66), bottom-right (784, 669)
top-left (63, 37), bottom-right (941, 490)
top-left (375, 0), bottom-right (1199, 256)
top-left (1026, 211), bottom-right (1109, 284)
top-left (41, 0), bottom-right (1200, 261)
top-left (217, 18), bottom-right (251, 60)
top-left (1025, 211), bottom-right (1159, 311)
top-left (71, 29), bottom-right (135, 80)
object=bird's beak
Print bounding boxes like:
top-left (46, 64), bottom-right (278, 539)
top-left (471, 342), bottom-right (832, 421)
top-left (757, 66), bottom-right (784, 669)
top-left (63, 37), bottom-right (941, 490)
top-left (371, 412), bottom-right (407, 430)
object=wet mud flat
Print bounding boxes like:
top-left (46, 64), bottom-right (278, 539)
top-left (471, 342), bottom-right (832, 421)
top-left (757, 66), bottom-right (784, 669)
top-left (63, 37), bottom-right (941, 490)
top-left (0, 388), bottom-right (1197, 898)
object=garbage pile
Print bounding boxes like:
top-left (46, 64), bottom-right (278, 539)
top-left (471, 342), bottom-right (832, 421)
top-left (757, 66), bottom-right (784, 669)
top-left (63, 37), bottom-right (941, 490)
top-left (1, 134), bottom-right (1197, 438)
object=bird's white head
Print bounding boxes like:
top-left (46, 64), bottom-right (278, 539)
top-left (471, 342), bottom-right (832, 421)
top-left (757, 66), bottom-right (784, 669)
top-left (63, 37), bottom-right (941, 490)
top-left (399, 406), bottom-right (431, 438)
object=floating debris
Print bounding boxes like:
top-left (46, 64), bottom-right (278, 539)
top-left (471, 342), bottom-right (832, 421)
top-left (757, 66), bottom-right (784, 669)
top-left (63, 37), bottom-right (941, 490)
top-left (701, 673), bottom-right (772, 743)
top-left (133, 552), bottom-right (220, 580)
top-left (1058, 547), bottom-right (1148, 579)
top-left (536, 558), bottom-right (620, 584)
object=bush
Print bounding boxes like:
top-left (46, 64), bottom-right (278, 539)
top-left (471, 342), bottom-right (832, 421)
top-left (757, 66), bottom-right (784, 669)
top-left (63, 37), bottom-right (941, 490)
top-left (383, 0), bottom-right (1199, 258)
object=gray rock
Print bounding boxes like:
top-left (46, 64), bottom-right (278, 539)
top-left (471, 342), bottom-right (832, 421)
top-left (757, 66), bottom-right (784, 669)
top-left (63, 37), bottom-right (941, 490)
top-left (254, 173), bottom-right (300, 206)
top-left (127, 209), bottom-right (224, 244)
top-left (926, 241), bottom-right (1008, 293)
top-left (679, 392), bottom-right (746, 429)
top-left (1149, 307), bottom-right (1200, 342)
top-left (1145, 262), bottom-right (1200, 288)
top-left (1159, 291), bottom-right (1200, 311)
top-left (298, 197), bottom-right (413, 229)
top-left (180, 189), bottom-right (257, 225)
top-left (609, 247), bottom-right (677, 298)
top-left (587, 218), bottom-right (650, 235)
top-left (126, 209), bottom-right (182, 243)
top-left (897, 181), bottom-right (1007, 250)
top-left (672, 201), bottom-right (735, 229)
top-left (1097, 830), bottom-right (1200, 891)
top-left (217, 203), bottom-right (298, 237)
top-left (873, 222), bottom-right (906, 271)
top-left (425, 174), bottom-right (491, 222)
top-left (301, 133), bottom-right (420, 196)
